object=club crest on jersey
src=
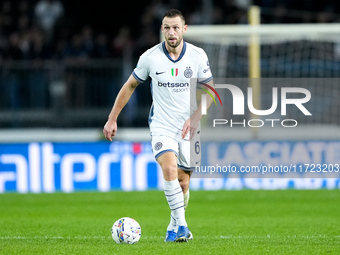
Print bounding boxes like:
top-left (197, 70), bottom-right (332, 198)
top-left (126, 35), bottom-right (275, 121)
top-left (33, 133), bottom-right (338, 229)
top-left (154, 142), bottom-right (163, 151)
top-left (184, 67), bottom-right (193, 78)
top-left (171, 68), bottom-right (178, 77)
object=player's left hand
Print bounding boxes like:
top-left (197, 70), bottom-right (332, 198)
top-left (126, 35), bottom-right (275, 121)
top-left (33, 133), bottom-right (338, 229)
top-left (103, 119), bottom-right (117, 142)
top-left (181, 111), bottom-right (201, 140)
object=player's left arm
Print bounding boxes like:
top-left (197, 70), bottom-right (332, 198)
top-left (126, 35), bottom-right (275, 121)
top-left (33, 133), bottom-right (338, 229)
top-left (181, 79), bottom-right (214, 140)
top-left (182, 49), bottom-right (214, 140)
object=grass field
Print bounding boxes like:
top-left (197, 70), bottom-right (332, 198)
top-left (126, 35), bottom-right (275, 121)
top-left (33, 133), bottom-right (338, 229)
top-left (0, 190), bottom-right (339, 254)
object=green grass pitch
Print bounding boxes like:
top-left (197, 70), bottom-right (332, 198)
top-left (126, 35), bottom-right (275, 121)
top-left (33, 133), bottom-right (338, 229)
top-left (0, 190), bottom-right (339, 254)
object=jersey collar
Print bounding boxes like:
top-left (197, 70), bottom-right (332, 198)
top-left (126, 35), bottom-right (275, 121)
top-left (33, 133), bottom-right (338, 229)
top-left (162, 41), bottom-right (186, 63)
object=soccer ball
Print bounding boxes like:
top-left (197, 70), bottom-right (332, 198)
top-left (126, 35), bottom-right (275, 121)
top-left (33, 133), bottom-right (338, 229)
top-left (111, 217), bottom-right (141, 244)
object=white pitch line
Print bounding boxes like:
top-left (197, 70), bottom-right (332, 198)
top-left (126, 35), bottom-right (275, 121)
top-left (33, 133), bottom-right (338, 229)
top-left (0, 236), bottom-right (163, 240)
top-left (0, 236), bottom-right (110, 239)
top-left (216, 235), bottom-right (340, 239)
top-left (1, 235), bottom-right (339, 240)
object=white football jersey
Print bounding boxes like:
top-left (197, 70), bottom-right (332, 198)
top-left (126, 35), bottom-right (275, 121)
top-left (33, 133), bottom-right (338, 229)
top-left (132, 41), bottom-right (212, 140)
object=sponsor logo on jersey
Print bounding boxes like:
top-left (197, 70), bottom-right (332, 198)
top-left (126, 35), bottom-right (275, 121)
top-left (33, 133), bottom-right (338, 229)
top-left (184, 67), bottom-right (193, 78)
top-left (203, 67), bottom-right (210, 73)
top-left (156, 71), bottom-right (165, 75)
top-left (171, 68), bottom-right (178, 77)
top-left (158, 81), bottom-right (189, 87)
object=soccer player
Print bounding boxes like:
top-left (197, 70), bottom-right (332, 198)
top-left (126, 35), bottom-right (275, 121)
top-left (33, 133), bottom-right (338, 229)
top-left (103, 9), bottom-right (214, 242)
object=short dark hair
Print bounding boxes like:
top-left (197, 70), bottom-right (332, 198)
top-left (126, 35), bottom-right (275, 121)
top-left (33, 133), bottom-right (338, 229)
top-left (163, 9), bottom-right (185, 24)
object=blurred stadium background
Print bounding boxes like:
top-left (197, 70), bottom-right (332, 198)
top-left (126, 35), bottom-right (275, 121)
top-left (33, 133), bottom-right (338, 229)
top-left (0, 0), bottom-right (340, 193)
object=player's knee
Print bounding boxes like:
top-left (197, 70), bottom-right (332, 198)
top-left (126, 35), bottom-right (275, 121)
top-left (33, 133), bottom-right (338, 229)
top-left (162, 164), bottom-right (178, 181)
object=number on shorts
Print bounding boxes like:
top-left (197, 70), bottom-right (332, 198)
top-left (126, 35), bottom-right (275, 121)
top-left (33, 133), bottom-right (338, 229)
top-left (195, 141), bottom-right (200, 154)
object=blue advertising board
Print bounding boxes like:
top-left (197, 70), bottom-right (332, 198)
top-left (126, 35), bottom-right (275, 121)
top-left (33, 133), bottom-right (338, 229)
top-left (0, 141), bottom-right (339, 193)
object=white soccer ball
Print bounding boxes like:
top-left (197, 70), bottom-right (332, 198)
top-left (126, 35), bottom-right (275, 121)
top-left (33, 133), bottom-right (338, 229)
top-left (111, 217), bottom-right (141, 244)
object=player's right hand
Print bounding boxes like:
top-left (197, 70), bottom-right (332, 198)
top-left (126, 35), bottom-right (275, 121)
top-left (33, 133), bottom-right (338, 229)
top-left (103, 120), bottom-right (117, 142)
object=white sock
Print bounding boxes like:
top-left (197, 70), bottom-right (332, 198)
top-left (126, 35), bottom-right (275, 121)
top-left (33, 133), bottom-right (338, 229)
top-left (168, 189), bottom-right (189, 232)
top-left (184, 189), bottom-right (190, 211)
top-left (164, 179), bottom-right (187, 229)
top-left (167, 213), bottom-right (177, 232)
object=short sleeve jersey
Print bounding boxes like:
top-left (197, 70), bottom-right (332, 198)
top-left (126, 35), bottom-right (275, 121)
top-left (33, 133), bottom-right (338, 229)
top-left (132, 41), bottom-right (212, 140)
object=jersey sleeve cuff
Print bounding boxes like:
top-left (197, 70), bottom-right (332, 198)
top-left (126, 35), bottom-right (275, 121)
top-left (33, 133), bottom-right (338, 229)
top-left (132, 71), bottom-right (147, 83)
top-left (198, 76), bottom-right (213, 84)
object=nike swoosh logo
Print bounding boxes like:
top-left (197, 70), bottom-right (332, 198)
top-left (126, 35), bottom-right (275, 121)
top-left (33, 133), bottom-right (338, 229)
top-left (156, 71), bottom-right (165, 75)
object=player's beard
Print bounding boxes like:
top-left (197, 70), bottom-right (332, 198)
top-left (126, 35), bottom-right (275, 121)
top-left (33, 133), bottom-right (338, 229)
top-left (166, 36), bottom-right (182, 48)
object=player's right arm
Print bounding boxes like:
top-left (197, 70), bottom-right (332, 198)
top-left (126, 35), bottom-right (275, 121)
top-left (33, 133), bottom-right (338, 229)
top-left (103, 74), bottom-right (140, 141)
